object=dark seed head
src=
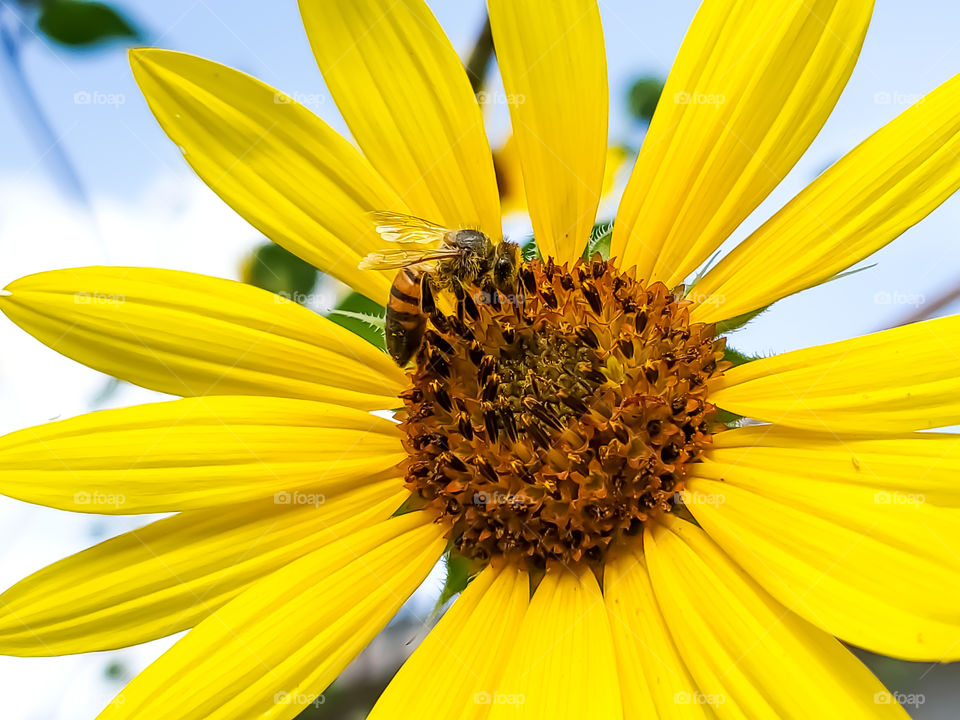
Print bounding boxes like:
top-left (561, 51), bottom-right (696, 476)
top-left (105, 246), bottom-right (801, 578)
top-left (399, 257), bottom-right (724, 568)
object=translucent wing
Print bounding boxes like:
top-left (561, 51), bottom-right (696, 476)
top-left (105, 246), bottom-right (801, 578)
top-left (370, 211), bottom-right (452, 246)
top-left (358, 247), bottom-right (460, 271)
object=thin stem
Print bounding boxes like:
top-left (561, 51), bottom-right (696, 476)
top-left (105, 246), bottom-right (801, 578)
top-left (0, 5), bottom-right (107, 260)
top-left (0, 9), bottom-right (88, 205)
top-left (464, 16), bottom-right (493, 94)
top-left (887, 277), bottom-right (960, 328)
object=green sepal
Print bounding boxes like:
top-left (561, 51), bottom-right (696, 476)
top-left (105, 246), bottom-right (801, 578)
top-left (583, 221), bottom-right (614, 261)
top-left (434, 551), bottom-right (475, 612)
top-left (712, 345), bottom-right (758, 428)
top-left (828, 262), bottom-right (877, 283)
top-left (723, 345), bottom-right (758, 367)
top-left (326, 292), bottom-right (386, 351)
top-left (521, 238), bottom-right (541, 262)
top-left (714, 305), bottom-right (769, 335)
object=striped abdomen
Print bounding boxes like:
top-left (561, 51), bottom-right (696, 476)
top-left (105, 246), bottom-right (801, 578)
top-left (385, 267), bottom-right (426, 366)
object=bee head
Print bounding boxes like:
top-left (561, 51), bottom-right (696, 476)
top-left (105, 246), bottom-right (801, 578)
top-left (493, 241), bottom-right (520, 290)
top-left (444, 229), bottom-right (493, 283)
top-left (450, 229), bottom-right (490, 255)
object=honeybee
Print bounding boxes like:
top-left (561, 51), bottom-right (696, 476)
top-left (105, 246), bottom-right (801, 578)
top-left (360, 212), bottom-right (521, 366)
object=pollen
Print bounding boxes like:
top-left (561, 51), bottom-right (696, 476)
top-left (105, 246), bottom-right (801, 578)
top-left (398, 257), bottom-right (729, 568)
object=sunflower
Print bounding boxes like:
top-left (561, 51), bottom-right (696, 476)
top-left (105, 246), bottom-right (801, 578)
top-left (1, 0), bottom-right (959, 718)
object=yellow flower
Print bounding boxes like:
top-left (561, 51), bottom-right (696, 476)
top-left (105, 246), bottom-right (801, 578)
top-left (1, 1), bottom-right (959, 719)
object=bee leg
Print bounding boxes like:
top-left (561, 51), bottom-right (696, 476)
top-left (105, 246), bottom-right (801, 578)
top-left (452, 281), bottom-right (465, 322)
top-left (462, 288), bottom-right (480, 321)
top-left (421, 275), bottom-right (436, 315)
top-left (514, 279), bottom-right (525, 322)
top-left (482, 281), bottom-right (501, 311)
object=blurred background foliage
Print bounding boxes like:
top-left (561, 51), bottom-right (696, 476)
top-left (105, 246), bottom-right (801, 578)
top-left (36, 0), bottom-right (141, 48)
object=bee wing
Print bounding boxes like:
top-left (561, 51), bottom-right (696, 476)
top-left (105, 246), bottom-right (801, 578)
top-left (369, 211), bottom-right (451, 246)
top-left (358, 247), bottom-right (461, 271)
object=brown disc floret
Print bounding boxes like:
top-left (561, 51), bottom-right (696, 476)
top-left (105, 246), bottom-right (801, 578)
top-left (398, 257), bottom-right (729, 568)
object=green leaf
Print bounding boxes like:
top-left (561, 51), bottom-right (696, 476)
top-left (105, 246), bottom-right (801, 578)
top-left (38, 1), bottom-right (141, 47)
top-left (327, 292), bottom-right (387, 351)
top-left (627, 76), bottom-right (664, 123)
top-left (583, 221), bottom-right (613, 261)
top-left (242, 242), bottom-right (318, 303)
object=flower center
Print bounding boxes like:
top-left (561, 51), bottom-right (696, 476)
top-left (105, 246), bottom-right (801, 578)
top-left (398, 257), bottom-right (727, 568)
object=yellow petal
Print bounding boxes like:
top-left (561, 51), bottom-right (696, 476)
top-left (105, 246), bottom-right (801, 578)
top-left (705, 424), bottom-right (960, 506)
top-left (130, 49), bottom-right (402, 303)
top-left (711, 315), bottom-right (960, 432)
top-left (692, 73), bottom-right (960, 322)
top-left (0, 396), bottom-right (404, 513)
top-left (0, 480), bottom-right (406, 656)
top-left (489, 565), bottom-right (622, 720)
top-left (646, 516), bottom-right (909, 719)
top-left (98, 512), bottom-right (445, 720)
top-left (492, 135), bottom-right (528, 216)
top-left (368, 562), bottom-right (528, 720)
top-left (684, 474), bottom-right (960, 661)
top-left (496, 138), bottom-right (626, 219)
top-left (604, 548), bottom-right (709, 720)
top-left (0, 267), bottom-right (405, 408)
top-left (612, 0), bottom-right (872, 287)
top-left (488, 0), bottom-right (608, 263)
top-left (299, 0), bottom-right (500, 235)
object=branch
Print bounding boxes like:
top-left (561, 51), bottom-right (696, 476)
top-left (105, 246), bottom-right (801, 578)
top-left (463, 16), bottom-right (493, 94)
